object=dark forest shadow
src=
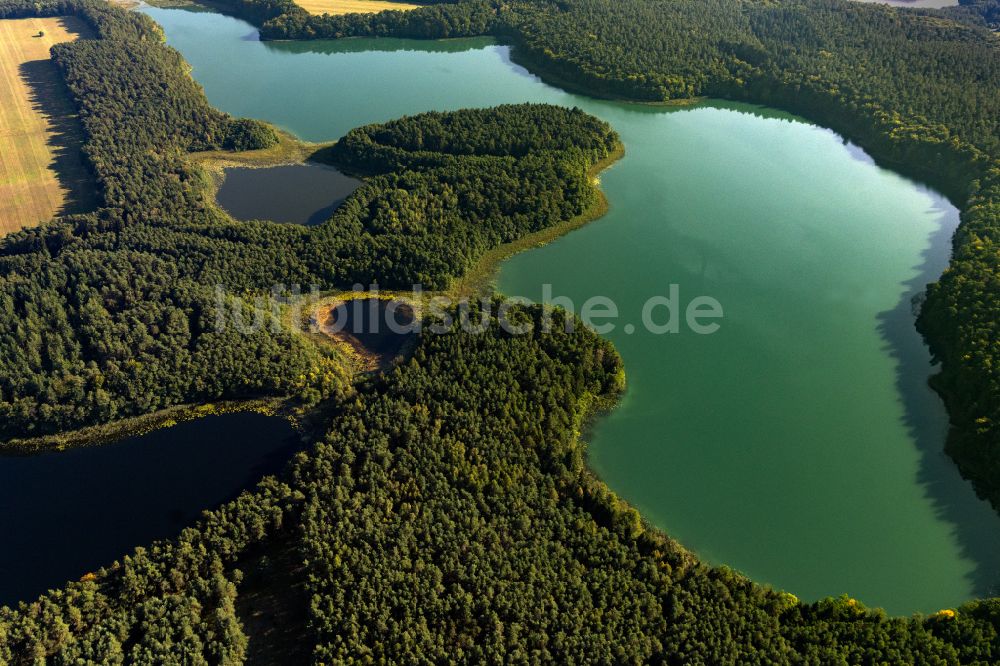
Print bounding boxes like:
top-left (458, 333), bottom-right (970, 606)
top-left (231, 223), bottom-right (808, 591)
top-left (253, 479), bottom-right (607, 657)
top-left (876, 193), bottom-right (1000, 601)
top-left (262, 31), bottom-right (494, 56)
top-left (17, 33), bottom-right (98, 220)
top-left (305, 196), bottom-right (350, 226)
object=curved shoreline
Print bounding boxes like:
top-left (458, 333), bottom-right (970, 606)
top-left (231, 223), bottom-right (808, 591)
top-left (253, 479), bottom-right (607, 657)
top-left (450, 141), bottom-right (625, 300)
top-left (0, 399), bottom-right (302, 454)
top-left (245, 9), bottom-right (1000, 518)
top-left (0, 6), bottom-right (992, 661)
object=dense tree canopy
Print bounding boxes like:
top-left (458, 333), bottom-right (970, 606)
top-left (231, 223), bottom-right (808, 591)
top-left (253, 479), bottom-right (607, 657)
top-left (0, 0), bottom-right (616, 439)
top-left (0, 0), bottom-right (328, 439)
top-left (945, 0), bottom-right (1000, 30)
top-left (4, 303), bottom-right (1000, 663)
top-left (1, 0), bottom-right (1000, 662)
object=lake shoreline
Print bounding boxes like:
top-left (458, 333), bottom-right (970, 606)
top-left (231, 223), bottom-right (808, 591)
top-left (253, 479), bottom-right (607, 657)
top-left (0, 398), bottom-right (297, 455)
top-left (451, 141), bottom-right (625, 300)
top-left (37, 5), bottom-right (992, 608)
top-left (191, 129), bottom-right (337, 203)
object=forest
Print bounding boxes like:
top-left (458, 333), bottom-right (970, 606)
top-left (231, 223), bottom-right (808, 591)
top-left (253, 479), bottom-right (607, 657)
top-left (946, 0), bottom-right (1000, 30)
top-left (0, 0), bottom-right (618, 439)
top-left (1, 0), bottom-right (1000, 662)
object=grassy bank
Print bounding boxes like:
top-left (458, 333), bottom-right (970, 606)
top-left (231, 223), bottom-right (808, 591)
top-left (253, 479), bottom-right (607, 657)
top-left (190, 128), bottom-right (336, 192)
top-left (1, 398), bottom-right (296, 454)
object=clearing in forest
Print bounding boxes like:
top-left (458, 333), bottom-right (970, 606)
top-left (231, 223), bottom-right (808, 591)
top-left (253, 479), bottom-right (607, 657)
top-left (294, 0), bottom-right (420, 16)
top-left (0, 16), bottom-right (95, 235)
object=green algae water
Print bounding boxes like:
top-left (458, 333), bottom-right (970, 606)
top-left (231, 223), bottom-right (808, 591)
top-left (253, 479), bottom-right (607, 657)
top-left (146, 6), bottom-right (1000, 614)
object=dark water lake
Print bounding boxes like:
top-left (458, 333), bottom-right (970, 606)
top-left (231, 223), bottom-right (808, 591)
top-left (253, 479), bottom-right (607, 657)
top-left (124, 6), bottom-right (1000, 613)
top-left (216, 163), bottom-right (361, 225)
top-left (0, 413), bottom-right (298, 607)
top-left (322, 298), bottom-right (416, 358)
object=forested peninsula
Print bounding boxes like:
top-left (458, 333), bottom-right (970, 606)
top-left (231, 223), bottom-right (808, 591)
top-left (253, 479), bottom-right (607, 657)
top-left (2, 0), bottom-right (1000, 662)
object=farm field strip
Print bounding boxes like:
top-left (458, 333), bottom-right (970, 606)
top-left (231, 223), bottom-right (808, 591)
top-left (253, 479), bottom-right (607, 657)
top-left (293, 0), bottom-right (419, 16)
top-left (0, 16), bottom-right (91, 235)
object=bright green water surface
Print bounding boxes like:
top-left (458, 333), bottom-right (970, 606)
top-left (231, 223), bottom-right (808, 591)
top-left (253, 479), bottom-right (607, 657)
top-left (146, 7), bottom-right (1000, 613)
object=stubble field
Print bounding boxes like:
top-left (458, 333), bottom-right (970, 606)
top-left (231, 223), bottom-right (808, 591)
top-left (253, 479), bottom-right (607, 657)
top-left (0, 16), bottom-right (94, 235)
top-left (293, 0), bottom-right (419, 16)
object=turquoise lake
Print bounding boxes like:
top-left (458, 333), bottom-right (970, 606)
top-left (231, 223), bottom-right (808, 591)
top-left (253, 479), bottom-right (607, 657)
top-left (145, 6), bottom-right (1000, 614)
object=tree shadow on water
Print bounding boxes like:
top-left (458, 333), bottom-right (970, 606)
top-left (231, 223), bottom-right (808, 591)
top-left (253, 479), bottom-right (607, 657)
top-left (18, 53), bottom-right (98, 219)
top-left (877, 193), bottom-right (1000, 602)
top-left (305, 196), bottom-right (350, 226)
